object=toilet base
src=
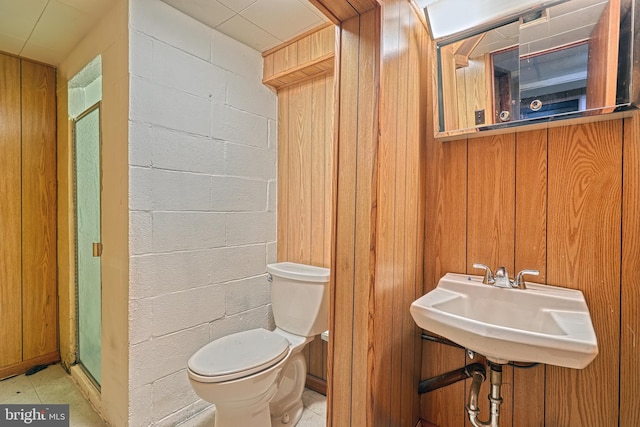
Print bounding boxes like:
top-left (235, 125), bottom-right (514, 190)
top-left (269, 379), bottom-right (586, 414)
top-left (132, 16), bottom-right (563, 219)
top-left (271, 399), bottom-right (303, 427)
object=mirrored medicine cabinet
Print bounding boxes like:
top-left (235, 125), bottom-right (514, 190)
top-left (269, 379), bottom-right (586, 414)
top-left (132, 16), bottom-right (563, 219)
top-left (426, 0), bottom-right (640, 138)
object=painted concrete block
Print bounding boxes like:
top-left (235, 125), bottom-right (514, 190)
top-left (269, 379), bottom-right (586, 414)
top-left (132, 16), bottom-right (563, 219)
top-left (129, 324), bottom-right (209, 387)
top-left (225, 212), bottom-right (276, 246)
top-left (129, 30), bottom-right (153, 79)
top-left (151, 127), bottom-right (225, 175)
top-left (226, 73), bottom-right (277, 119)
top-left (129, 298), bottom-right (152, 345)
top-left (210, 244), bottom-right (267, 284)
top-left (152, 370), bottom-right (199, 422)
top-left (209, 305), bottom-right (274, 341)
top-left (153, 41), bottom-right (226, 102)
top-left (129, 0), bottom-right (211, 61)
top-left (130, 250), bottom-right (212, 299)
top-left (225, 143), bottom-right (276, 180)
top-left (129, 166), bottom-right (153, 211)
top-left (149, 169), bottom-right (212, 211)
top-left (130, 76), bottom-right (211, 136)
top-left (152, 212), bottom-right (226, 252)
top-left (152, 284), bottom-right (226, 337)
top-left (211, 176), bottom-right (267, 212)
top-left (128, 384), bottom-right (153, 427)
top-left (212, 102), bottom-right (269, 148)
top-left (129, 121), bottom-right (153, 167)
top-left (212, 30), bottom-right (262, 79)
top-left (225, 275), bottom-right (271, 316)
top-left (130, 211), bottom-right (152, 255)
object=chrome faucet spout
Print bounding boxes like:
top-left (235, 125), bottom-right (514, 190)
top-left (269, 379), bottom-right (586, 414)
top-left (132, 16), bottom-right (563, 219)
top-left (493, 267), bottom-right (511, 288)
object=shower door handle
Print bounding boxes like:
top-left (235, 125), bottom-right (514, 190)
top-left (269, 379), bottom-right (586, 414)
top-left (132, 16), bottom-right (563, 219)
top-left (93, 242), bottom-right (103, 257)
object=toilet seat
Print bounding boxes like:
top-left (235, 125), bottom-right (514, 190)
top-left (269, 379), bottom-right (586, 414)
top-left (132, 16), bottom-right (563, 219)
top-left (188, 328), bottom-right (290, 383)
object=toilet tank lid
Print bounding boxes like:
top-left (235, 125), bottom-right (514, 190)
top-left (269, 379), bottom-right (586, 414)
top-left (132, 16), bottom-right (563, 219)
top-left (188, 328), bottom-right (289, 380)
top-left (267, 262), bottom-right (330, 282)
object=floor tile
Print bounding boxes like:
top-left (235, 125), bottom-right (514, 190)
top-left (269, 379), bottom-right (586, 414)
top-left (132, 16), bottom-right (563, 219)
top-left (0, 365), bottom-right (106, 427)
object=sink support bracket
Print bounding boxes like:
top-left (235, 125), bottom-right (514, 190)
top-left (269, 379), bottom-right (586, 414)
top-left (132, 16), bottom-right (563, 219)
top-left (418, 363), bottom-right (486, 394)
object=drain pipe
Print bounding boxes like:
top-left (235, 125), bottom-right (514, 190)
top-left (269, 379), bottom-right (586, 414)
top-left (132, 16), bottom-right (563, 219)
top-left (467, 362), bottom-right (503, 427)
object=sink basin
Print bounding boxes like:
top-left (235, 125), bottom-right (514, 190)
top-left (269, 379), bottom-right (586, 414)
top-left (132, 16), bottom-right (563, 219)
top-left (410, 273), bottom-right (598, 369)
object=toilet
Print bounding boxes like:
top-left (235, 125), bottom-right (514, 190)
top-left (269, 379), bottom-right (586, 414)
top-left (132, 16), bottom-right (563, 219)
top-left (187, 262), bottom-right (330, 427)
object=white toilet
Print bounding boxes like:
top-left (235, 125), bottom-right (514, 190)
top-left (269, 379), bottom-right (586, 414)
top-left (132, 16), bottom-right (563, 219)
top-left (187, 262), bottom-right (330, 427)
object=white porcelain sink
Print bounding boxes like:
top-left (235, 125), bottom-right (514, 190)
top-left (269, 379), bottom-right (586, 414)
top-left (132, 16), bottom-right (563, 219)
top-left (411, 273), bottom-right (598, 369)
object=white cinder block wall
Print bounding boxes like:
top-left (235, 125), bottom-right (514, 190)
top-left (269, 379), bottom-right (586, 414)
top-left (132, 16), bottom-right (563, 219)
top-left (127, 0), bottom-right (278, 425)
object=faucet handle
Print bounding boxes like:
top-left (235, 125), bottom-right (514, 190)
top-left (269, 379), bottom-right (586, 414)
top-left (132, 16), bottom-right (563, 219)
top-left (514, 269), bottom-right (539, 289)
top-left (472, 263), bottom-right (494, 284)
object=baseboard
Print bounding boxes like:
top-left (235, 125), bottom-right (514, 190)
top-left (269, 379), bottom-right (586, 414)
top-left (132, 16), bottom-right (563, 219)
top-left (305, 374), bottom-right (327, 395)
top-left (417, 420), bottom-right (438, 427)
top-left (0, 351), bottom-right (60, 380)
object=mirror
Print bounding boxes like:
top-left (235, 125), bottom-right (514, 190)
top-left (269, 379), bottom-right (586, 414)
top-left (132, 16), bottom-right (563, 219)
top-left (433, 0), bottom-right (638, 136)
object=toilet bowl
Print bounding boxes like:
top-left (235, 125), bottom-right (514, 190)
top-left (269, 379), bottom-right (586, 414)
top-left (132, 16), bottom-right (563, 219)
top-left (187, 262), bottom-right (330, 427)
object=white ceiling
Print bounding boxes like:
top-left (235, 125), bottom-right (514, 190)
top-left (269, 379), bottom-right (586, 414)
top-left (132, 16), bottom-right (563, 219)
top-left (160, 0), bottom-right (329, 52)
top-left (0, 0), bottom-right (328, 67)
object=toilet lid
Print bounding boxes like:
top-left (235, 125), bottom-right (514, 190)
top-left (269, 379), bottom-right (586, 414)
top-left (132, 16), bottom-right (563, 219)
top-left (188, 328), bottom-right (290, 382)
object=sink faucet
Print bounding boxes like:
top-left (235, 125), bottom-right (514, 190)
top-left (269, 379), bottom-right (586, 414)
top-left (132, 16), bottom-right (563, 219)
top-left (493, 266), bottom-right (511, 288)
top-left (473, 263), bottom-right (539, 289)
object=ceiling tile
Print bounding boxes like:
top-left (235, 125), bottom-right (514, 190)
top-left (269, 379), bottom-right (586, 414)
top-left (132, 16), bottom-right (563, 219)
top-left (0, 0), bottom-right (48, 39)
top-left (19, 42), bottom-right (62, 65)
top-left (241, 0), bottom-right (324, 41)
top-left (56, 0), bottom-right (114, 17)
top-left (215, 14), bottom-right (281, 52)
top-left (217, 0), bottom-right (257, 13)
top-left (162, 0), bottom-right (235, 28)
top-left (0, 33), bottom-right (25, 55)
top-left (27, 0), bottom-right (92, 51)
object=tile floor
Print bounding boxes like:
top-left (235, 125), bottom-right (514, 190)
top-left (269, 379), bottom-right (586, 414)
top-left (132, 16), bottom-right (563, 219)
top-left (0, 364), bottom-right (327, 427)
top-left (0, 364), bottom-right (106, 426)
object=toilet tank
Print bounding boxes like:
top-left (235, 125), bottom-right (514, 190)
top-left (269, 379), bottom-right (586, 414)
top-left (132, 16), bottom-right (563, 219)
top-left (267, 262), bottom-right (330, 337)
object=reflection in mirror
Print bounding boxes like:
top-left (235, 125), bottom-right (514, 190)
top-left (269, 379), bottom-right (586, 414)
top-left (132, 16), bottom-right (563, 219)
top-left (434, 0), bottom-right (638, 136)
top-left (437, 20), bottom-right (519, 131)
top-left (519, 0), bottom-right (616, 118)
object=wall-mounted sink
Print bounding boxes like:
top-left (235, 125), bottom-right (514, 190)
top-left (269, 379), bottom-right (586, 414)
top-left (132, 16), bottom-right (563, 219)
top-left (411, 273), bottom-right (598, 369)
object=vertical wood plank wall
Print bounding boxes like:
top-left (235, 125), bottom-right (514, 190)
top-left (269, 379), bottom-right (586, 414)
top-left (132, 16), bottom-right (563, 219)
top-left (265, 25), bottom-right (336, 391)
top-left (0, 53), bottom-right (58, 379)
top-left (325, 0), bottom-right (429, 424)
top-left (422, 110), bottom-right (640, 425)
top-left (0, 53), bottom-right (23, 369)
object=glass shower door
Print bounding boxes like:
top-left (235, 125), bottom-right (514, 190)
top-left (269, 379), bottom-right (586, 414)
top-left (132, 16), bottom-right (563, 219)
top-left (74, 103), bottom-right (102, 386)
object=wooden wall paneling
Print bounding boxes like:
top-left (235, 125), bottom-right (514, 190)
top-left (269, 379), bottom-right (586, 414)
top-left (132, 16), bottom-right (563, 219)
top-left (324, 72), bottom-right (335, 267)
top-left (352, 8), bottom-right (379, 425)
top-left (311, 26), bottom-right (335, 59)
top-left (311, 74), bottom-right (327, 267)
top-left (309, 0), bottom-right (357, 24)
top-left (512, 129), bottom-right (547, 426)
top-left (277, 88), bottom-right (289, 261)
top-left (466, 134), bottom-right (515, 427)
top-left (297, 80), bottom-right (314, 262)
top-left (331, 14), bottom-right (362, 426)
top-left (377, 0), bottom-right (400, 422)
top-left (308, 74), bottom-right (328, 380)
top-left (263, 25), bottom-right (336, 90)
top-left (546, 120), bottom-right (622, 426)
top-left (400, 10), bottom-right (424, 424)
top-left (0, 53), bottom-right (23, 368)
top-left (21, 60), bottom-right (58, 360)
top-left (621, 113), bottom-right (640, 426)
top-left (422, 137), bottom-right (468, 427)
